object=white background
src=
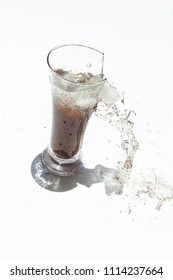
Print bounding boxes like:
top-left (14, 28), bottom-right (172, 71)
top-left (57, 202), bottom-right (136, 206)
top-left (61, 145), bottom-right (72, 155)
top-left (0, 0), bottom-right (173, 276)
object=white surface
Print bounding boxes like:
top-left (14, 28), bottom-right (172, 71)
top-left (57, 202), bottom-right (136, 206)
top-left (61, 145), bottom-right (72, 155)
top-left (1, 0), bottom-right (173, 266)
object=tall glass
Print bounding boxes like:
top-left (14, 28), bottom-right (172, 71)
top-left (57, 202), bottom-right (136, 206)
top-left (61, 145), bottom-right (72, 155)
top-left (31, 44), bottom-right (123, 191)
top-left (42, 44), bottom-right (106, 176)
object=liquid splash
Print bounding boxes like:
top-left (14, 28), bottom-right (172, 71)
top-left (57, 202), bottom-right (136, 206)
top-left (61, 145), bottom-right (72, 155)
top-left (95, 97), bottom-right (139, 194)
top-left (95, 95), bottom-right (173, 211)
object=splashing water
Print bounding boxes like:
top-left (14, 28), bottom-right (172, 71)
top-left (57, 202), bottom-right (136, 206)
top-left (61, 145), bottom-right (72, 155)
top-left (95, 93), bottom-right (173, 211)
top-left (95, 97), bottom-right (139, 192)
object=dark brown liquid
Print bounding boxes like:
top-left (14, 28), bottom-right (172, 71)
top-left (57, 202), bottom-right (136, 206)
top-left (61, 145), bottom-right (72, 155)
top-left (50, 100), bottom-right (94, 159)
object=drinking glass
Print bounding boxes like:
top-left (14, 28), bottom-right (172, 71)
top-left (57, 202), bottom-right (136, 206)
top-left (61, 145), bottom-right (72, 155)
top-left (31, 44), bottom-right (122, 191)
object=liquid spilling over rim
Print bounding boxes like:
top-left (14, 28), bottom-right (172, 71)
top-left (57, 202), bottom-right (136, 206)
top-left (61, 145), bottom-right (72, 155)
top-left (47, 44), bottom-right (107, 87)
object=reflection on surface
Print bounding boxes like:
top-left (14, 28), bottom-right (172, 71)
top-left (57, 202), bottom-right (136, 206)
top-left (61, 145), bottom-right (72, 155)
top-left (31, 153), bottom-right (123, 195)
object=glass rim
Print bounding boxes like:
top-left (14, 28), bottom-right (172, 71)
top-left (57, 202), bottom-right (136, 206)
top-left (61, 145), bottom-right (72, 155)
top-left (47, 43), bottom-right (107, 86)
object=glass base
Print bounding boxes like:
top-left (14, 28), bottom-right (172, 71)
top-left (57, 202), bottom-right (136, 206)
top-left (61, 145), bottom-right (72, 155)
top-left (31, 151), bottom-right (121, 194)
top-left (42, 147), bottom-right (84, 177)
top-left (31, 153), bottom-right (80, 192)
